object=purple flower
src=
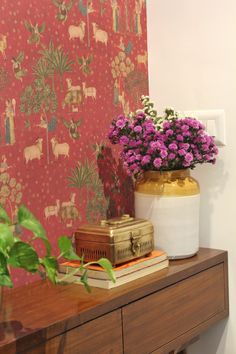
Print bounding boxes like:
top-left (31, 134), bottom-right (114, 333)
top-left (168, 153), bottom-right (176, 160)
top-left (189, 119), bottom-right (199, 129)
top-left (202, 144), bottom-right (210, 152)
top-left (153, 158), bottom-right (162, 168)
top-left (127, 156), bottom-right (136, 163)
top-left (134, 125), bottom-right (142, 133)
top-left (116, 119), bottom-right (126, 129)
top-left (176, 134), bottom-right (184, 141)
top-left (178, 149), bottom-right (186, 156)
top-left (160, 149), bottom-right (168, 158)
top-left (185, 153), bottom-right (193, 163)
top-left (166, 129), bottom-right (174, 136)
top-left (141, 155), bottom-right (151, 165)
top-left (180, 143), bottom-right (190, 150)
top-left (108, 108), bottom-right (218, 176)
top-left (137, 112), bottom-right (145, 119)
top-left (163, 121), bottom-right (170, 129)
top-left (119, 136), bottom-right (129, 145)
top-left (169, 143), bottom-right (178, 150)
top-left (181, 124), bottom-right (189, 131)
top-left (150, 141), bottom-right (162, 150)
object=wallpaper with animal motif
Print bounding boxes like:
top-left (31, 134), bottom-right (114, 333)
top-left (0, 0), bottom-right (148, 287)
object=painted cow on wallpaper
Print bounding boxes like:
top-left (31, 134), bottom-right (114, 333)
top-left (23, 138), bottom-right (43, 163)
top-left (82, 82), bottom-right (96, 99)
top-left (92, 23), bottom-right (108, 46)
top-left (51, 138), bottom-right (69, 159)
top-left (44, 200), bottom-right (60, 219)
top-left (136, 51), bottom-right (148, 67)
top-left (68, 21), bottom-right (86, 42)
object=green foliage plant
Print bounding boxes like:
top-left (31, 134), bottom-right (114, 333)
top-left (0, 204), bottom-right (115, 291)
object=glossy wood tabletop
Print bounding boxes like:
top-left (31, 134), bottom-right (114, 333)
top-left (0, 248), bottom-right (228, 354)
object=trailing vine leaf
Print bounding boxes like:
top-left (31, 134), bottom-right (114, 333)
top-left (17, 205), bottom-right (51, 255)
top-left (58, 236), bottom-right (80, 260)
top-left (0, 250), bottom-right (11, 288)
top-left (86, 258), bottom-right (116, 283)
top-left (0, 204), bottom-right (11, 224)
top-left (8, 242), bottom-right (40, 272)
top-left (0, 203), bottom-right (115, 290)
top-left (0, 223), bottom-right (14, 254)
top-left (40, 256), bottom-right (58, 284)
top-left (80, 269), bottom-right (91, 293)
top-left (0, 274), bottom-right (13, 287)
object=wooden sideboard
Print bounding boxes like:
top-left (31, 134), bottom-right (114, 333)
top-left (0, 248), bottom-right (229, 354)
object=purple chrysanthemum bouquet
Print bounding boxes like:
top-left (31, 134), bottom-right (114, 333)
top-left (108, 96), bottom-right (218, 177)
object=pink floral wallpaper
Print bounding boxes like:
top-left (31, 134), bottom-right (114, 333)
top-left (0, 0), bottom-right (148, 286)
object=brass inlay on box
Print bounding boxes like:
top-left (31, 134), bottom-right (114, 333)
top-left (75, 215), bottom-right (154, 266)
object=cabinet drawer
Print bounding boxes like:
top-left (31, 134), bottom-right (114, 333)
top-left (123, 263), bottom-right (226, 354)
top-left (24, 310), bottom-right (123, 354)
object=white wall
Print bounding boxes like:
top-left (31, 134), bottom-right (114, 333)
top-left (147, 1), bottom-right (236, 353)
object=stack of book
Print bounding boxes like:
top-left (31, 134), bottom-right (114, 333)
top-left (59, 250), bottom-right (169, 289)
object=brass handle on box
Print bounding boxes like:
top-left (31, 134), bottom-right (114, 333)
top-left (100, 214), bottom-right (134, 226)
top-left (130, 230), bottom-right (141, 256)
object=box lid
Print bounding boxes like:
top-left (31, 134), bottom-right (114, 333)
top-left (75, 214), bottom-right (153, 243)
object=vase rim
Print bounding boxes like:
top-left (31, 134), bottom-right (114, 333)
top-left (143, 169), bottom-right (190, 178)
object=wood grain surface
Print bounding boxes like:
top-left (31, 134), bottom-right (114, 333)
top-left (0, 248), bottom-right (228, 354)
top-left (122, 263), bottom-right (226, 354)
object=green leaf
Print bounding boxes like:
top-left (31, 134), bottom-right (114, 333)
top-left (40, 256), bottom-right (58, 284)
top-left (8, 242), bottom-right (40, 273)
top-left (0, 204), bottom-right (11, 224)
top-left (80, 269), bottom-right (91, 293)
top-left (17, 205), bottom-right (51, 255)
top-left (0, 251), bottom-right (8, 274)
top-left (0, 251), bottom-right (13, 287)
top-left (0, 274), bottom-right (13, 287)
top-left (0, 223), bottom-right (14, 254)
top-left (86, 258), bottom-right (116, 283)
top-left (58, 236), bottom-right (80, 261)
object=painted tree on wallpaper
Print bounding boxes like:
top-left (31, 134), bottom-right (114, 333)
top-left (0, 0), bottom-right (148, 286)
top-left (20, 41), bottom-right (74, 163)
top-left (68, 158), bottom-right (108, 223)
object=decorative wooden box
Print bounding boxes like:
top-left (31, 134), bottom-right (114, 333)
top-left (74, 214), bottom-right (154, 266)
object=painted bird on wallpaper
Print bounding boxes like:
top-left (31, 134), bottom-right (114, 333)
top-left (24, 21), bottom-right (46, 45)
top-left (11, 52), bottom-right (27, 81)
top-left (51, 0), bottom-right (75, 23)
top-left (78, 0), bottom-right (95, 16)
top-left (76, 54), bottom-right (93, 76)
top-left (62, 117), bottom-right (82, 140)
top-left (117, 37), bottom-right (133, 55)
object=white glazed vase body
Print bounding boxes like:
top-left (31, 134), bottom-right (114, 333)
top-left (135, 170), bottom-right (200, 259)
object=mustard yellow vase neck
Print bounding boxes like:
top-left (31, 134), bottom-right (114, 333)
top-left (135, 169), bottom-right (200, 197)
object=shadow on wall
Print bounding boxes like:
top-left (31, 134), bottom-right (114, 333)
top-left (97, 146), bottom-right (134, 218)
top-left (192, 157), bottom-right (228, 246)
top-left (188, 318), bottom-right (229, 354)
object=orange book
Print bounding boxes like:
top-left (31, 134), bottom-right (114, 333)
top-left (59, 250), bottom-right (167, 280)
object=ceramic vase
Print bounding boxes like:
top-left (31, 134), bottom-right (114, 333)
top-left (134, 169), bottom-right (200, 259)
